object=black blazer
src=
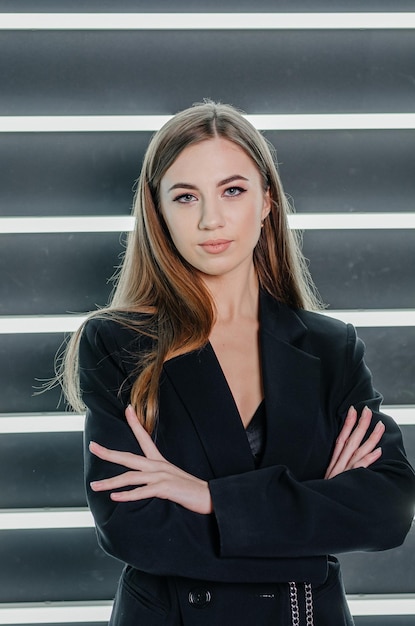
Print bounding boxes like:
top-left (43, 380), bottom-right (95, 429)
top-left (80, 291), bottom-right (415, 626)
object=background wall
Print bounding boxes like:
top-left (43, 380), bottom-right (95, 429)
top-left (0, 1), bottom-right (414, 624)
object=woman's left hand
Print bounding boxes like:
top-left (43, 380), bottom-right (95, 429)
top-left (89, 405), bottom-right (213, 514)
top-left (325, 405), bottom-right (385, 479)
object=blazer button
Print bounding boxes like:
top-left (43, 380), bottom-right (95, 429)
top-left (188, 588), bottom-right (212, 608)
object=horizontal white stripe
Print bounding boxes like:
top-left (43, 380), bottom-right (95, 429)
top-left (0, 310), bottom-right (414, 335)
top-left (0, 215), bottom-right (136, 233)
top-left (383, 406), bottom-right (415, 426)
top-left (0, 406), bottom-right (413, 434)
top-left (0, 315), bottom-right (87, 333)
top-left (0, 413), bottom-right (85, 433)
top-left (322, 309), bottom-right (415, 327)
top-left (348, 594), bottom-right (415, 616)
top-left (0, 601), bottom-right (112, 624)
top-left (1, 113), bottom-right (415, 133)
top-left (288, 212), bottom-right (415, 230)
top-left (0, 596), bottom-right (414, 624)
top-left (1, 213), bottom-right (414, 234)
top-left (1, 13), bottom-right (415, 30)
top-left (0, 508), bottom-right (94, 530)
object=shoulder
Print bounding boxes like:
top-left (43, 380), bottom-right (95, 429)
top-left (296, 308), bottom-right (353, 340)
top-left (262, 290), bottom-right (363, 365)
top-left (79, 312), bottom-right (155, 368)
top-left (290, 309), bottom-right (369, 385)
top-left (261, 290), bottom-right (356, 352)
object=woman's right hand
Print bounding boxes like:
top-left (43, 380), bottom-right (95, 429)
top-left (325, 405), bottom-right (385, 479)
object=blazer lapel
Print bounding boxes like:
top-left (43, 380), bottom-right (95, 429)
top-left (163, 292), bottom-right (321, 480)
top-left (259, 292), bottom-right (321, 478)
top-left (163, 343), bottom-right (255, 479)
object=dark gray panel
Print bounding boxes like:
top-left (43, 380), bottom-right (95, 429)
top-left (2, 130), bottom-right (415, 217)
top-left (339, 525), bottom-right (415, 594)
top-left (272, 130), bottom-right (415, 215)
top-left (1, 229), bottom-right (414, 315)
top-left (303, 229), bottom-right (415, 310)
top-left (1, 30), bottom-right (414, 115)
top-left (0, 232), bottom-right (123, 315)
top-left (0, 432), bottom-right (85, 508)
top-left (339, 426), bottom-right (415, 596)
top-left (1, 426), bottom-right (412, 510)
top-left (357, 327), bottom-right (415, 406)
top-left (0, 133), bottom-right (148, 217)
top-left (1, 327), bottom-right (414, 413)
top-left (0, 333), bottom-right (64, 413)
top-left (2, 0), bottom-right (415, 11)
top-left (0, 529), bottom-right (122, 602)
top-left (1, 526), bottom-right (413, 603)
top-left (401, 426), bottom-right (415, 471)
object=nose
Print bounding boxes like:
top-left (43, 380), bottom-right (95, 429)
top-left (198, 197), bottom-right (225, 230)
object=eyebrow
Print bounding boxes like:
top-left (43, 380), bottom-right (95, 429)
top-left (167, 174), bottom-right (249, 193)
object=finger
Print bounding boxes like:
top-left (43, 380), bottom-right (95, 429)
top-left (348, 421), bottom-right (385, 465)
top-left (109, 481), bottom-right (178, 502)
top-left (90, 470), bottom-right (145, 492)
top-left (125, 404), bottom-right (164, 461)
top-left (350, 446), bottom-right (382, 470)
top-left (325, 406), bottom-right (357, 478)
top-left (325, 406), bottom-right (374, 478)
top-left (336, 406), bottom-right (358, 448)
top-left (89, 441), bottom-right (149, 470)
top-left (326, 419), bottom-right (384, 479)
top-left (326, 446), bottom-right (383, 479)
top-left (344, 406), bottom-right (372, 445)
top-left (110, 485), bottom-right (156, 502)
top-left (337, 406), bottom-right (373, 461)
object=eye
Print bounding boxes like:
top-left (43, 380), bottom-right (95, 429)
top-left (224, 186), bottom-right (245, 197)
top-left (173, 193), bottom-right (197, 203)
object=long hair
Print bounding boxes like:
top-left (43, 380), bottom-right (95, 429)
top-left (62, 100), bottom-right (321, 432)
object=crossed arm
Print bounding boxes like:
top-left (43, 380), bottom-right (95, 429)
top-left (89, 403), bottom-right (385, 515)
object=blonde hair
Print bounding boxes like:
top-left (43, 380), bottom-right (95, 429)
top-left (62, 100), bottom-right (321, 432)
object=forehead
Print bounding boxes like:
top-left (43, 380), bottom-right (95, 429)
top-left (160, 137), bottom-right (260, 186)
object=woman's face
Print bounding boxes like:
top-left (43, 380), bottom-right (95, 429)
top-left (159, 137), bottom-right (271, 280)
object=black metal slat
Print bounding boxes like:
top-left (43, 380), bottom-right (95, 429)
top-left (0, 525), bottom-right (414, 602)
top-left (0, 432), bottom-right (85, 508)
top-left (302, 230), bottom-right (415, 310)
top-left (339, 525), bottom-right (415, 594)
top-left (0, 529), bottom-right (122, 603)
top-left (1, 229), bottom-right (414, 315)
top-left (0, 30), bottom-right (414, 115)
top-left (0, 427), bottom-right (413, 511)
top-left (0, 328), bottom-right (414, 413)
top-left (1, 130), bottom-right (415, 217)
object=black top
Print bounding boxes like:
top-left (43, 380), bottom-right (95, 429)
top-left (245, 399), bottom-right (266, 467)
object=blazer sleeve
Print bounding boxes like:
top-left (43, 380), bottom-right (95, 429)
top-left (209, 323), bottom-right (415, 559)
top-left (80, 317), bottom-right (327, 584)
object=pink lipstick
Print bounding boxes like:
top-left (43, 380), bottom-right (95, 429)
top-left (199, 239), bottom-right (232, 254)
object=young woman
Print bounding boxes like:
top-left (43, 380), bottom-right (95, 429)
top-left (63, 101), bottom-right (415, 625)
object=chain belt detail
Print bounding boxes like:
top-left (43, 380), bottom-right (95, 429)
top-left (289, 582), bottom-right (314, 626)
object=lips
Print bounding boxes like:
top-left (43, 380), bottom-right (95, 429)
top-left (199, 239), bottom-right (232, 254)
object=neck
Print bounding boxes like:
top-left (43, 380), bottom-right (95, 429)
top-left (201, 265), bottom-right (260, 323)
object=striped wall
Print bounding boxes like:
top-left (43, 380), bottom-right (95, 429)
top-left (0, 2), bottom-right (414, 624)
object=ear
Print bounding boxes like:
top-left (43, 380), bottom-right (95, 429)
top-left (261, 187), bottom-right (272, 221)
